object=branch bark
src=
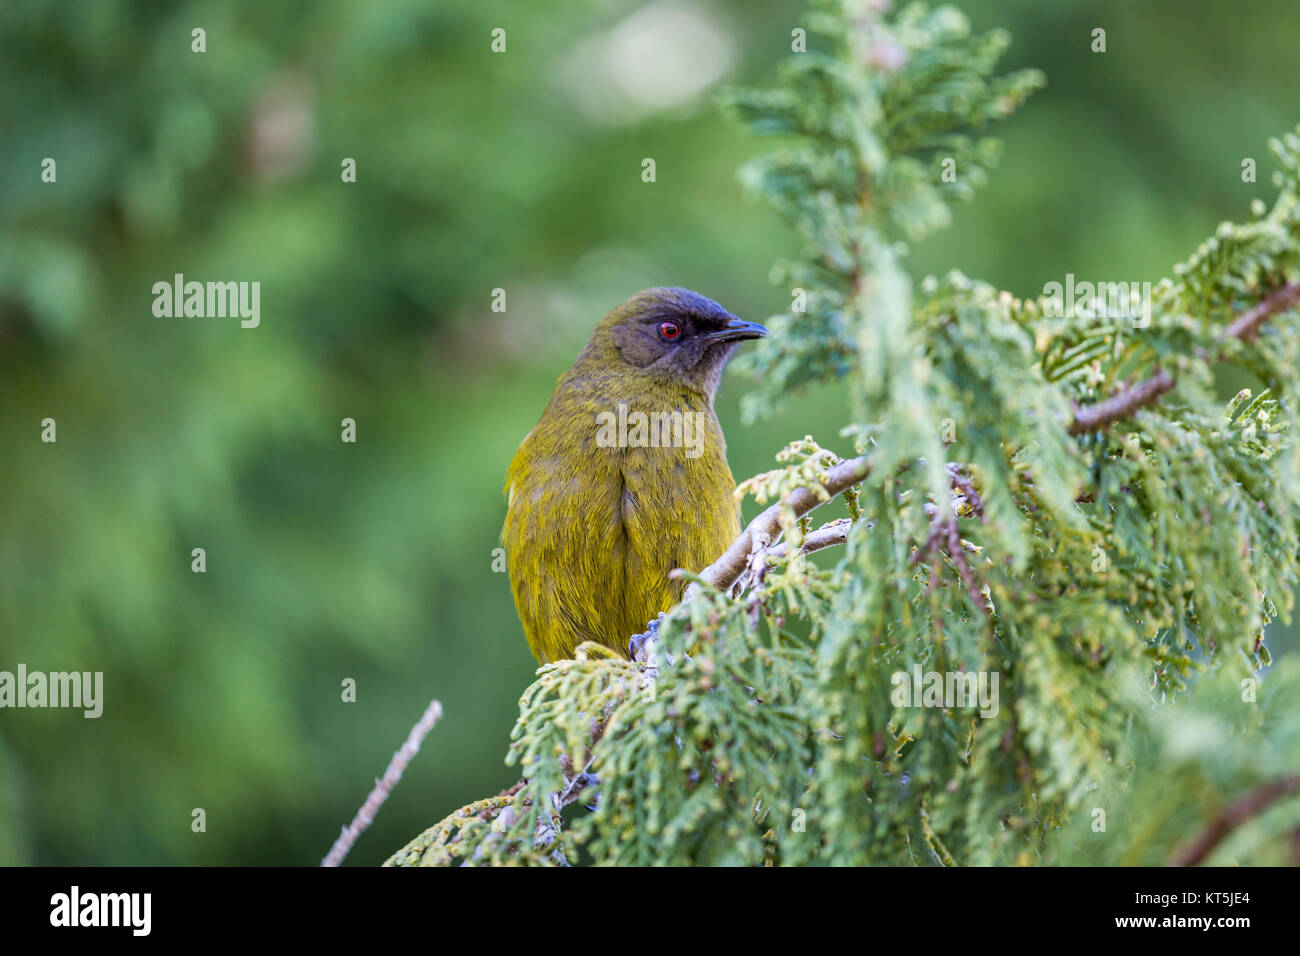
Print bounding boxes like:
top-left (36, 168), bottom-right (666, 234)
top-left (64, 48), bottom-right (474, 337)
top-left (1169, 774), bottom-right (1300, 866)
top-left (766, 518), bottom-right (853, 561)
top-left (1067, 369), bottom-right (1175, 436)
top-left (1222, 281), bottom-right (1300, 342)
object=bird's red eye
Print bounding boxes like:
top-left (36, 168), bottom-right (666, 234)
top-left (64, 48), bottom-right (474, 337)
top-left (659, 322), bottom-right (681, 340)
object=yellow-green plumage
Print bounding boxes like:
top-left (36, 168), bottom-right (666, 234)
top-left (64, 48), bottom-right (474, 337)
top-left (503, 288), bottom-right (766, 662)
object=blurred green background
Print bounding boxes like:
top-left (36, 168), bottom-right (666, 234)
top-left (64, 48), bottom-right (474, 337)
top-left (2, 0), bottom-right (1298, 865)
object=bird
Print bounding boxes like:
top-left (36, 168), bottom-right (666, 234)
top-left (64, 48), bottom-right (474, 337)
top-left (503, 287), bottom-right (768, 663)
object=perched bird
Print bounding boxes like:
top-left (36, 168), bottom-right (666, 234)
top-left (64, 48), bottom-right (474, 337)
top-left (503, 288), bottom-right (768, 662)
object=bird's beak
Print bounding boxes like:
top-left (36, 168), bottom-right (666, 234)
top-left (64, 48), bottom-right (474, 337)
top-left (703, 318), bottom-right (769, 343)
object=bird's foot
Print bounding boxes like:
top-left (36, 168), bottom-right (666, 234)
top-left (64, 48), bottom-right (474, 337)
top-left (629, 613), bottom-right (669, 661)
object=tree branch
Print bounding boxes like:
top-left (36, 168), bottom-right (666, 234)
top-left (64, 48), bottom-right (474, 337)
top-left (1169, 774), bottom-right (1300, 866)
top-left (1067, 281), bottom-right (1300, 435)
top-left (766, 518), bottom-right (853, 561)
top-left (1067, 369), bottom-right (1176, 436)
top-left (322, 698), bottom-right (444, 867)
top-left (689, 453), bottom-right (874, 598)
top-left (911, 508), bottom-right (988, 611)
top-left (636, 282), bottom-right (1300, 656)
top-left (632, 456), bottom-right (871, 666)
top-left (1222, 281), bottom-right (1300, 342)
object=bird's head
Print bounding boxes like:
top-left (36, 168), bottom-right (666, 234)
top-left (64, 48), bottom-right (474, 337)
top-left (591, 287), bottom-right (768, 398)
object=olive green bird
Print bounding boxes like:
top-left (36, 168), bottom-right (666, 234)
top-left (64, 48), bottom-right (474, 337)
top-left (503, 288), bottom-right (768, 663)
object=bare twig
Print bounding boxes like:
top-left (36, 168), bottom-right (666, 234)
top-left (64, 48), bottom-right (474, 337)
top-left (322, 698), bottom-right (444, 867)
top-left (766, 518), bottom-right (853, 561)
top-left (1169, 774), bottom-right (1300, 866)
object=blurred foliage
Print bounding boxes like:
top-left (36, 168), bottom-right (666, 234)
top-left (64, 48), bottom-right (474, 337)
top-left (2, 0), bottom-right (1299, 865)
top-left (1054, 657), bottom-right (1300, 866)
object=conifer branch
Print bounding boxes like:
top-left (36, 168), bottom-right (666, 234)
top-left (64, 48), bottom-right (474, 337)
top-left (1067, 369), bottom-right (1176, 436)
top-left (767, 518), bottom-right (853, 561)
top-left (1067, 281), bottom-right (1300, 434)
top-left (690, 453), bottom-right (874, 597)
top-left (911, 509), bottom-right (988, 611)
top-left (1222, 281), bottom-right (1300, 342)
top-left (635, 459), bottom-right (870, 665)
